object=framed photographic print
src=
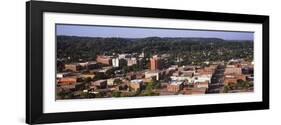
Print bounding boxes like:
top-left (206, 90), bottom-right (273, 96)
top-left (26, 1), bottom-right (269, 124)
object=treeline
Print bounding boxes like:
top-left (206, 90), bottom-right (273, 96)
top-left (57, 36), bottom-right (253, 64)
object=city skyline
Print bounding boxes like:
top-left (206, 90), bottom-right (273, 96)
top-left (56, 25), bottom-right (254, 100)
top-left (56, 24), bottom-right (254, 40)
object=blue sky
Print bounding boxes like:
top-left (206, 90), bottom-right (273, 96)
top-left (56, 24), bottom-right (253, 40)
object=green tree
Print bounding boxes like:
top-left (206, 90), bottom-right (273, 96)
top-left (223, 85), bottom-right (230, 93)
top-left (112, 91), bottom-right (121, 97)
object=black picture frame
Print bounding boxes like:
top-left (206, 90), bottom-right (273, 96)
top-left (26, 1), bottom-right (269, 124)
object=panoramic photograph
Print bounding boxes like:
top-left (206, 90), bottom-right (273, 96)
top-left (55, 24), bottom-right (254, 100)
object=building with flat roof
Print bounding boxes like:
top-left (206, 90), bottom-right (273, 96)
top-left (224, 67), bottom-right (242, 75)
top-left (224, 74), bottom-right (246, 85)
top-left (107, 78), bottom-right (122, 86)
top-left (118, 54), bottom-right (131, 59)
top-left (96, 55), bottom-right (112, 65)
top-left (64, 63), bottom-right (81, 72)
top-left (167, 81), bottom-right (184, 93)
top-left (193, 74), bottom-right (212, 83)
top-left (91, 80), bottom-right (107, 89)
top-left (194, 81), bottom-right (209, 88)
top-left (59, 82), bottom-right (84, 90)
top-left (183, 88), bottom-right (207, 95)
top-left (170, 76), bottom-right (192, 82)
top-left (58, 77), bottom-right (78, 85)
top-left (56, 72), bottom-right (71, 78)
top-left (79, 74), bottom-right (95, 79)
top-left (145, 71), bottom-right (160, 80)
top-left (150, 56), bottom-right (161, 71)
top-left (129, 79), bottom-right (144, 91)
top-left (127, 58), bottom-right (137, 66)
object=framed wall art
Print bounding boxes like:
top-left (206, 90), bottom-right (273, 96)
top-left (26, 1), bottom-right (269, 124)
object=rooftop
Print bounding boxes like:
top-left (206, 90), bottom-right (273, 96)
top-left (130, 79), bottom-right (143, 84)
top-left (170, 81), bottom-right (183, 85)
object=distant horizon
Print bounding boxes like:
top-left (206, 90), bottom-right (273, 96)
top-left (56, 24), bottom-right (254, 41)
top-left (57, 35), bottom-right (254, 41)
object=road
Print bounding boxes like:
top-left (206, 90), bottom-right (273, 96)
top-left (207, 64), bottom-right (225, 93)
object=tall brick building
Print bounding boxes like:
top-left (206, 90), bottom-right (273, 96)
top-left (150, 56), bottom-right (161, 71)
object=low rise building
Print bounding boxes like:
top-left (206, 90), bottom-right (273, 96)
top-left (224, 74), bottom-right (246, 85)
top-left (168, 65), bottom-right (178, 71)
top-left (224, 64), bottom-right (247, 85)
top-left (193, 74), bottom-right (212, 83)
top-left (64, 63), bottom-right (81, 72)
top-left (224, 67), bottom-right (242, 75)
top-left (98, 66), bottom-right (113, 73)
top-left (145, 71), bottom-right (160, 80)
top-left (79, 74), bottom-right (95, 79)
top-left (91, 80), bottom-right (107, 89)
top-left (183, 88), bottom-right (207, 95)
top-left (84, 61), bottom-right (99, 70)
top-left (96, 55), bottom-right (112, 65)
top-left (118, 54), bottom-right (131, 59)
top-left (170, 76), bottom-right (192, 82)
top-left (127, 58), bottom-right (137, 66)
top-left (135, 72), bottom-right (145, 79)
top-left (56, 72), bottom-right (71, 78)
top-left (59, 82), bottom-right (84, 90)
top-left (172, 71), bottom-right (181, 76)
top-left (107, 78), bottom-right (115, 86)
top-left (129, 79), bottom-right (144, 91)
top-left (58, 77), bottom-right (79, 85)
top-left (194, 81), bottom-right (209, 88)
top-left (167, 81), bottom-right (184, 93)
top-left (116, 84), bottom-right (129, 91)
top-left (126, 72), bottom-right (137, 80)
